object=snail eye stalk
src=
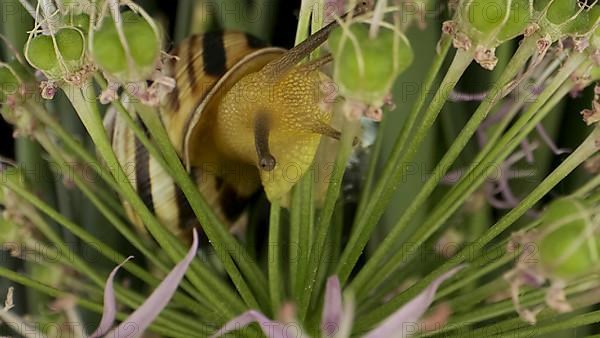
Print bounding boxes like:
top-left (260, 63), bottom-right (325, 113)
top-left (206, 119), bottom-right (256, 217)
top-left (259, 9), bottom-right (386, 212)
top-left (254, 113), bottom-right (276, 171)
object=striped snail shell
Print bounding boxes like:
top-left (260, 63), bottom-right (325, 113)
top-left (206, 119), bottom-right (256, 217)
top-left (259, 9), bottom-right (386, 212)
top-left (104, 14), bottom-right (354, 240)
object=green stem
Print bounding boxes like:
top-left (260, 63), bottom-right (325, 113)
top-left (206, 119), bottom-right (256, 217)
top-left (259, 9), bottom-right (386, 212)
top-left (294, 170), bottom-right (315, 302)
top-left (356, 116), bottom-right (599, 330)
top-left (14, 133), bottom-right (214, 317)
top-left (494, 310), bottom-right (600, 338)
top-left (0, 266), bottom-right (196, 338)
top-left (134, 103), bottom-right (268, 311)
top-left (25, 102), bottom-right (127, 218)
top-left (352, 52), bottom-right (587, 302)
top-left (336, 46), bottom-right (473, 284)
top-left (350, 37), bottom-right (537, 296)
top-left (62, 82), bottom-right (245, 317)
top-left (289, 184), bottom-right (301, 297)
top-left (356, 119), bottom-right (385, 217)
top-left (268, 201), bottom-right (282, 313)
top-left (295, 0), bottom-right (314, 46)
top-left (100, 77), bottom-right (259, 315)
top-left (10, 186), bottom-right (205, 336)
top-left (298, 114), bottom-right (361, 321)
top-left (174, 0), bottom-right (194, 43)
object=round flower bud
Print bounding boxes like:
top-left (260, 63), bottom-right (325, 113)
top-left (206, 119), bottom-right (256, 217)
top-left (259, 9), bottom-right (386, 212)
top-left (328, 23), bottom-right (413, 107)
top-left (562, 6), bottom-right (600, 37)
top-left (537, 198), bottom-right (599, 280)
top-left (91, 11), bottom-right (160, 82)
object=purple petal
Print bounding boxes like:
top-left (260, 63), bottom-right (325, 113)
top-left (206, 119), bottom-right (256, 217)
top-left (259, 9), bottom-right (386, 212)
top-left (363, 265), bottom-right (465, 338)
top-left (321, 276), bottom-right (343, 337)
top-left (535, 124), bottom-right (571, 156)
top-left (449, 90), bottom-right (488, 102)
top-left (107, 228), bottom-right (199, 338)
top-left (210, 310), bottom-right (287, 338)
top-left (520, 139), bottom-right (535, 164)
top-left (89, 256), bottom-right (133, 338)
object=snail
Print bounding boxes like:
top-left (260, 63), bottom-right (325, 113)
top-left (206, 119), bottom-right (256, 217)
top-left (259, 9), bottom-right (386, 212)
top-left (104, 3), bottom-right (370, 240)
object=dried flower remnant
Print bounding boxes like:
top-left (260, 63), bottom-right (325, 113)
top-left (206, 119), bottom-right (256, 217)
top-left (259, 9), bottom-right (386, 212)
top-left (505, 197), bottom-right (600, 324)
top-left (211, 266), bottom-right (463, 338)
top-left (580, 84), bottom-right (600, 125)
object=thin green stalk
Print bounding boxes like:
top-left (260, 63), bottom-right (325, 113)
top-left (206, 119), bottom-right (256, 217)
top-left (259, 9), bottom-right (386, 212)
top-left (356, 119), bottom-right (385, 217)
top-left (574, 169), bottom-right (600, 197)
top-left (35, 130), bottom-right (124, 220)
top-left (349, 37), bottom-right (538, 295)
top-left (0, 266), bottom-right (199, 338)
top-left (435, 280), bottom-right (599, 338)
top-left (495, 310), bottom-right (600, 338)
top-left (336, 47), bottom-right (473, 284)
top-left (96, 78), bottom-right (257, 315)
top-left (295, 0), bottom-right (314, 45)
top-left (357, 36), bottom-right (451, 222)
top-left (134, 103), bottom-right (268, 310)
top-left (174, 0), bottom-right (194, 43)
top-left (10, 134), bottom-right (214, 317)
top-left (298, 115), bottom-right (361, 321)
top-left (356, 117), bottom-right (599, 330)
top-left (268, 201), bottom-right (282, 313)
top-left (352, 52), bottom-right (587, 300)
top-left (435, 219), bottom-right (541, 302)
top-left (61, 82), bottom-right (245, 316)
top-left (25, 102), bottom-right (126, 218)
top-left (294, 171), bottom-right (315, 302)
top-left (13, 187), bottom-right (204, 336)
top-left (289, 184), bottom-right (302, 296)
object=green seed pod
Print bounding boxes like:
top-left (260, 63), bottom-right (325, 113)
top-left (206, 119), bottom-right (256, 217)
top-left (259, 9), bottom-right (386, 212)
top-left (545, 0), bottom-right (579, 26)
top-left (25, 28), bottom-right (85, 79)
top-left (56, 28), bottom-right (85, 62)
top-left (533, 0), bottom-right (552, 12)
top-left (72, 14), bottom-right (91, 34)
top-left (26, 35), bottom-right (59, 72)
top-left (497, 0), bottom-right (533, 41)
top-left (328, 23), bottom-right (413, 106)
top-left (452, 0), bottom-right (532, 69)
top-left (534, 0), bottom-right (600, 40)
top-left (563, 6), bottom-right (600, 37)
top-left (463, 0), bottom-right (510, 34)
top-left (537, 198), bottom-right (599, 280)
top-left (91, 10), bottom-right (160, 82)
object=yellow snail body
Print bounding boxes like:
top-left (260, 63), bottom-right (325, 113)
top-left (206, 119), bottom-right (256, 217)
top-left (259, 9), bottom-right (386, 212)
top-left (103, 5), bottom-right (368, 240)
